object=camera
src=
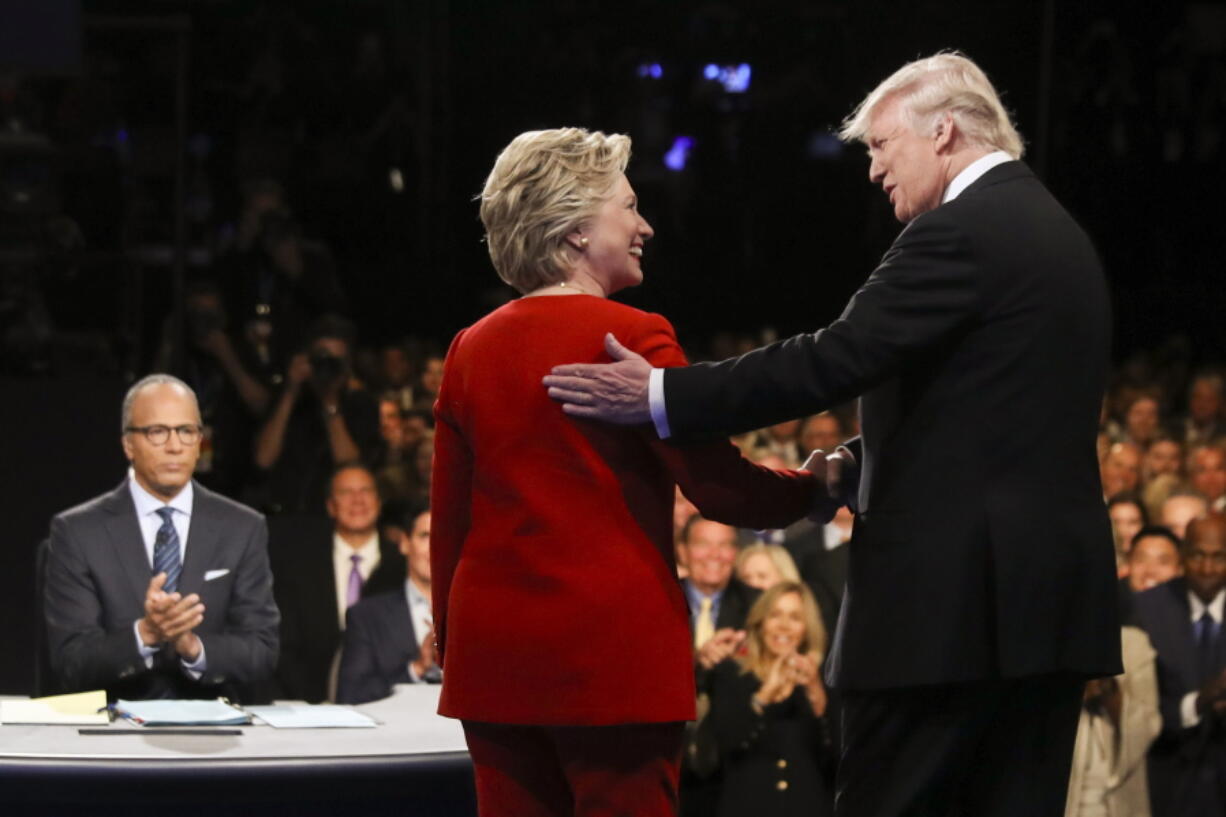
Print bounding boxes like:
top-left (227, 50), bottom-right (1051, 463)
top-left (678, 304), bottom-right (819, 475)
top-left (308, 350), bottom-right (347, 391)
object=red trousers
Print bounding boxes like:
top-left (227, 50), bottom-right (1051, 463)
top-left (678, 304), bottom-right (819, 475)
top-left (461, 720), bottom-right (685, 817)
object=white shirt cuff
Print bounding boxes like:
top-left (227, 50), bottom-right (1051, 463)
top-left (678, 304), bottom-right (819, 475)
top-left (1180, 690), bottom-right (1201, 729)
top-left (181, 641), bottom-right (207, 680)
top-left (648, 368), bottom-right (671, 439)
top-left (134, 619), bottom-right (158, 668)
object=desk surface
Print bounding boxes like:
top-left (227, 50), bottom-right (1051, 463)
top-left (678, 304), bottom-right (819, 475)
top-left (0, 685), bottom-right (468, 774)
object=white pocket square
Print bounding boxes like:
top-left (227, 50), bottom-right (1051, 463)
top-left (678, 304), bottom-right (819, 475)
top-left (204, 569), bottom-right (231, 581)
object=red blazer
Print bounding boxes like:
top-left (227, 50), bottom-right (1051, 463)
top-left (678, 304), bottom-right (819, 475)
top-left (431, 295), bottom-right (815, 725)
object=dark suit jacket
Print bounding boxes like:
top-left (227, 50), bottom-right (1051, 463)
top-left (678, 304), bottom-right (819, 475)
top-left (268, 515), bottom-right (405, 703)
top-left (1131, 578), bottom-right (1226, 816)
top-left (664, 161), bottom-right (1122, 689)
top-left (44, 480), bottom-right (279, 701)
top-left (335, 589), bottom-right (421, 704)
top-left (708, 659), bottom-right (833, 817)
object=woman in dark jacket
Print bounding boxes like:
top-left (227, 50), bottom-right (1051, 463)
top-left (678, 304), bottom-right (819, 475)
top-left (709, 580), bottom-right (834, 817)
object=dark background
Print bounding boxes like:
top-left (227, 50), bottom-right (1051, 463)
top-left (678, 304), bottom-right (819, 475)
top-left (0, 0), bottom-right (1222, 694)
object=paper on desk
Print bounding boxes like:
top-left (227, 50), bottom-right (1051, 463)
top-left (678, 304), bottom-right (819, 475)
top-left (246, 704), bottom-right (377, 728)
top-left (116, 698), bottom-right (251, 726)
top-left (1, 690), bottom-right (109, 725)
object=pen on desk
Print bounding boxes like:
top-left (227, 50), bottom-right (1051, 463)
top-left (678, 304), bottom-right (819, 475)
top-left (78, 728), bottom-right (245, 736)
top-left (98, 703), bottom-right (145, 725)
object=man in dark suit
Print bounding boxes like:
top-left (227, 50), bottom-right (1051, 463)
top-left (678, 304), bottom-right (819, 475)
top-left (1132, 513), bottom-right (1226, 817)
top-left (44, 374), bottom-right (279, 701)
top-left (546, 52), bottom-right (1121, 816)
top-left (336, 506), bottom-right (438, 704)
top-left (270, 462), bottom-right (404, 702)
top-left (677, 513), bottom-right (760, 817)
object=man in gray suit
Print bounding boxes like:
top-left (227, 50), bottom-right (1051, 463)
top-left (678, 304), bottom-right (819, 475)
top-left (44, 374), bottom-right (279, 700)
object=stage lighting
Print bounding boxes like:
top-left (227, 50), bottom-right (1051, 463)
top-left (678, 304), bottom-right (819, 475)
top-left (664, 136), bottom-right (694, 171)
top-left (637, 62), bottom-right (663, 79)
top-left (701, 63), bottom-right (752, 93)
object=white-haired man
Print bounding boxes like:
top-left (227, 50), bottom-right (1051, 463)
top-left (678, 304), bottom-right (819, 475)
top-left (545, 52), bottom-right (1122, 816)
top-left (44, 374), bottom-right (279, 700)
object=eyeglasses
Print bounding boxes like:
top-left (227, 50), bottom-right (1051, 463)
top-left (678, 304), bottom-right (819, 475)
top-left (125, 424), bottom-right (203, 446)
top-left (1185, 550), bottom-right (1226, 566)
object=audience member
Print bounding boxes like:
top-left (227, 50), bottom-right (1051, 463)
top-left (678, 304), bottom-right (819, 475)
top-left (337, 506), bottom-right (438, 704)
top-left (1109, 494), bottom-right (1149, 576)
top-left (708, 582), bottom-right (833, 817)
top-left (1128, 528), bottom-right (1184, 594)
top-left (1183, 373), bottom-right (1224, 447)
top-left (1188, 444), bottom-right (1226, 513)
top-left (413, 352), bottom-right (445, 411)
top-left (376, 342), bottom-right (416, 410)
top-left (1143, 436), bottom-right (1185, 484)
top-left (252, 315), bottom-right (381, 514)
top-left (216, 178), bottom-right (348, 371)
top-left (1124, 394), bottom-right (1164, 449)
top-left (156, 278), bottom-right (272, 497)
top-left (1102, 442), bottom-right (1143, 498)
top-left (735, 544), bottom-right (801, 591)
top-left (1161, 491), bottom-right (1209, 541)
top-left (1064, 626), bottom-right (1162, 817)
top-left (269, 463), bottom-right (405, 702)
top-left (798, 412), bottom-right (844, 457)
top-left (44, 374), bottom-right (279, 700)
top-left (678, 513), bottom-right (759, 817)
top-left (1132, 514), bottom-right (1226, 816)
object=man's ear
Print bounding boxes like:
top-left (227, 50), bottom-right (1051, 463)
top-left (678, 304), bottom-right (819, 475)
top-left (121, 433), bottom-right (135, 463)
top-left (933, 112), bottom-right (957, 153)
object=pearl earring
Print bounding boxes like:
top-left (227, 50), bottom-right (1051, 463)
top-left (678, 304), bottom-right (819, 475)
top-left (579, 236), bottom-right (589, 247)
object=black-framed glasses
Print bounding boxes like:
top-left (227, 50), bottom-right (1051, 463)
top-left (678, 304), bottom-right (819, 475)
top-left (124, 424), bottom-right (203, 446)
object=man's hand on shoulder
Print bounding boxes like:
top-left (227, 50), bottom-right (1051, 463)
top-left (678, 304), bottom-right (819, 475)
top-left (543, 333), bottom-right (652, 425)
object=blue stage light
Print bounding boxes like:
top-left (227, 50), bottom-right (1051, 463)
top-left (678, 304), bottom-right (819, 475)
top-left (664, 136), bottom-right (694, 171)
top-left (703, 64), bottom-right (720, 80)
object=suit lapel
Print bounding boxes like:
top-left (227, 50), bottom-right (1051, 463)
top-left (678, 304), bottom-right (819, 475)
top-left (102, 481), bottom-right (155, 603)
top-left (179, 482), bottom-right (217, 596)
top-left (1161, 581), bottom-right (1199, 689)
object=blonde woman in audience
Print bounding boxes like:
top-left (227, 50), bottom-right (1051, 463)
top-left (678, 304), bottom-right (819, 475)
top-left (708, 581), bottom-right (833, 817)
top-left (735, 543), bottom-right (801, 591)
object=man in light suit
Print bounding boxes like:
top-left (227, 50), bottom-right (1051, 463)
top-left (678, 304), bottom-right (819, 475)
top-left (336, 506), bottom-right (437, 704)
top-left (545, 52), bottom-right (1121, 816)
top-left (44, 374), bottom-right (279, 701)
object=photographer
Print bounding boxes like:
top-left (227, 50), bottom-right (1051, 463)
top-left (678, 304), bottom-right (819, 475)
top-left (218, 179), bottom-right (347, 373)
top-left (156, 279), bottom-right (272, 497)
top-left (253, 314), bottom-right (380, 514)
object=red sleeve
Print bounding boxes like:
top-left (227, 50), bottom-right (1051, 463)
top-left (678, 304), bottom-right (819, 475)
top-left (429, 330), bottom-right (473, 666)
top-left (624, 313), bottom-right (817, 530)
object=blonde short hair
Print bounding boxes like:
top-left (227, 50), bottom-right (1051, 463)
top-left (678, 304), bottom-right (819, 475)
top-left (738, 581), bottom-right (828, 681)
top-left (839, 51), bottom-right (1024, 159)
top-left (479, 127), bottom-right (631, 294)
top-left (735, 543), bottom-right (801, 585)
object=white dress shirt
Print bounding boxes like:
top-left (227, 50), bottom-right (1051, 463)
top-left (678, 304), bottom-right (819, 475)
top-left (1179, 588), bottom-right (1225, 728)
top-left (405, 579), bottom-right (435, 683)
top-left (333, 532), bottom-right (381, 627)
top-left (648, 150), bottom-right (1015, 440)
top-left (127, 471), bottom-right (206, 675)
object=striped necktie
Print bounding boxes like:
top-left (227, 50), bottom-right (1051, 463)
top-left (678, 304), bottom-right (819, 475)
top-left (153, 507), bottom-right (183, 593)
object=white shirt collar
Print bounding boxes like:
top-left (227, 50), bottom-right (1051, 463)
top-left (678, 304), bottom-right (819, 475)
top-left (1189, 588), bottom-right (1226, 624)
top-left (127, 467), bottom-right (194, 519)
top-left (942, 150), bottom-right (1013, 204)
top-left (333, 531), bottom-right (381, 564)
top-left (406, 579), bottom-right (430, 608)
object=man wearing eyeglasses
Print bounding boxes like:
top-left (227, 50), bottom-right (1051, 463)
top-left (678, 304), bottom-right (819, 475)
top-left (44, 374), bottom-right (280, 701)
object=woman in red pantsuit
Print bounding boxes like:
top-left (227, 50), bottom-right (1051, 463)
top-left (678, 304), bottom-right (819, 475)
top-left (431, 127), bottom-right (820, 817)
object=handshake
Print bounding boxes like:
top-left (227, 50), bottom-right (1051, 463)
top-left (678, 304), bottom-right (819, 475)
top-left (802, 446), bottom-right (859, 525)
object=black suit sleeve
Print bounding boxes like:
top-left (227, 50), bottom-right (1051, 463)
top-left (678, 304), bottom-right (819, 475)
top-left (336, 600), bottom-right (412, 704)
top-left (44, 516), bottom-right (148, 691)
top-left (664, 212), bottom-right (979, 438)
